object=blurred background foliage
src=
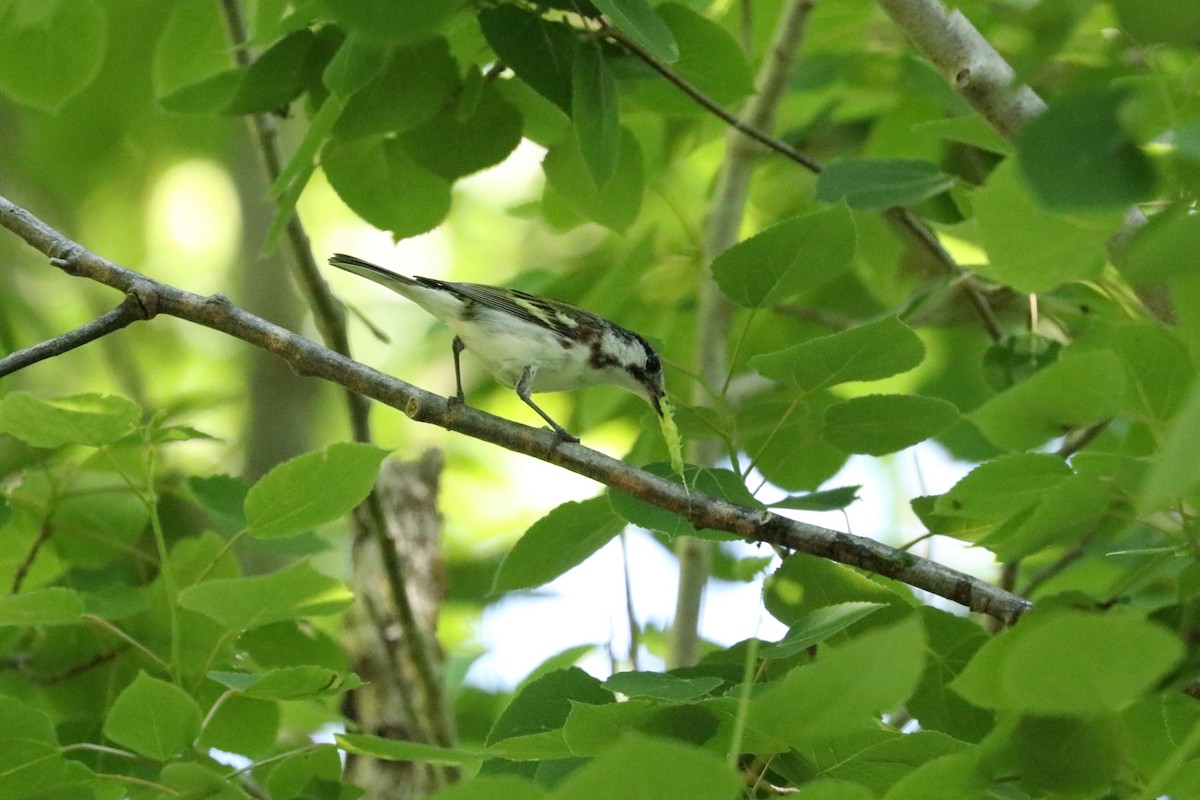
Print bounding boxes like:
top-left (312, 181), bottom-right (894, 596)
top-left (3, 0), bottom-right (1200, 797)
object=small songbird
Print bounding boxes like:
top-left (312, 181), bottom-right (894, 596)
top-left (328, 253), bottom-right (666, 441)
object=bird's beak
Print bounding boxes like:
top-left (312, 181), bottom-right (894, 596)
top-left (648, 383), bottom-right (665, 417)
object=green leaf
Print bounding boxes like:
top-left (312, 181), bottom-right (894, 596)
top-left (401, 81), bottom-right (524, 181)
top-left (223, 29), bottom-right (316, 115)
top-left (0, 587), bottom-right (83, 626)
top-left (1140, 376), bottom-right (1200, 511)
top-left (1018, 88), bottom-right (1157, 210)
top-left (602, 671), bottom-right (723, 702)
top-left (493, 498), bottom-right (624, 594)
top-left (882, 751), bottom-right (988, 800)
top-left (999, 714), bottom-right (1124, 794)
top-left (712, 204), bottom-right (856, 308)
top-left (265, 92), bottom-right (347, 251)
top-left (1120, 205), bottom-right (1200, 286)
top-left (178, 560), bottom-right (353, 630)
top-left (770, 485), bottom-right (861, 511)
top-left (563, 699), bottom-right (720, 755)
top-left (823, 394), bottom-right (959, 456)
top-left (607, 463), bottom-right (760, 540)
top-left (337, 733), bottom-right (484, 766)
top-left (196, 694), bottom-right (279, 758)
top-left (1112, 0), bottom-right (1200, 44)
top-left (189, 474), bottom-right (250, 531)
top-left (591, 0), bottom-right (678, 63)
top-left (319, 0), bottom-right (459, 44)
top-left (973, 160), bottom-right (1119, 293)
top-left (934, 454), bottom-right (1073, 520)
top-left (552, 734), bottom-right (740, 800)
top-left (0, 0), bottom-right (106, 110)
top-left (322, 33), bottom-right (390, 96)
top-left (979, 474), bottom-right (1111, 561)
top-left (103, 672), bottom-right (202, 760)
top-left (50, 485), bottom-right (150, 568)
top-left (152, 0), bottom-right (230, 108)
top-left (479, 5), bottom-right (577, 112)
top-left (751, 317), bottom-right (925, 391)
top-left (746, 616), bottom-right (926, 749)
top-left (969, 351), bottom-right (1127, 451)
top-left (810, 729), bottom-right (969, 794)
top-left (0, 392), bottom-right (140, 448)
top-left (158, 70), bottom-right (242, 114)
top-left (629, 4), bottom-right (754, 112)
top-left (763, 602), bottom-right (886, 658)
top-left (543, 126), bottom-right (644, 231)
top-left (764, 552), bottom-right (913, 628)
top-left (323, 135), bottom-right (453, 239)
top-left (209, 666), bottom-right (362, 700)
top-left (0, 697), bottom-right (65, 797)
top-left (738, 393), bottom-right (849, 492)
top-left (486, 667), bottom-right (613, 746)
top-left (815, 159), bottom-right (956, 210)
top-left (572, 45), bottom-right (622, 189)
top-left (332, 37), bottom-right (459, 139)
top-left (952, 609), bottom-right (1183, 713)
top-left (425, 776), bottom-right (547, 800)
top-left (159, 762), bottom-right (247, 800)
top-left (907, 608), bottom-right (993, 742)
top-left (265, 746), bottom-right (344, 800)
top-left (245, 442), bottom-right (388, 538)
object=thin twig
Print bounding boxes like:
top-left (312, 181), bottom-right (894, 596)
top-left (601, 25), bottom-right (823, 174)
top-left (11, 522), bottom-right (53, 593)
top-left (0, 293), bottom-right (152, 379)
top-left (602, 17), bottom-right (1004, 346)
top-left (0, 195), bottom-right (1032, 625)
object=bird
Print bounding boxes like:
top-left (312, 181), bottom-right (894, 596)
top-left (327, 253), bottom-right (666, 442)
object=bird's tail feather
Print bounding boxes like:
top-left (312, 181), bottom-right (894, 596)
top-left (328, 253), bottom-right (417, 293)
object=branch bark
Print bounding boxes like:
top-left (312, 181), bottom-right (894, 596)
top-left (875, 0), bottom-right (1047, 141)
top-left (0, 194), bottom-right (1031, 626)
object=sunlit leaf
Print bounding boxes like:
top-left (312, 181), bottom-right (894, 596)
top-left (178, 560), bottom-right (353, 630)
top-left (103, 673), bottom-right (202, 760)
top-left (0, 392), bottom-right (140, 448)
top-left (751, 317), bottom-right (924, 390)
top-left (712, 204), bottom-right (856, 308)
top-left (245, 442), bottom-right (388, 539)
top-left (493, 498), bottom-right (624, 593)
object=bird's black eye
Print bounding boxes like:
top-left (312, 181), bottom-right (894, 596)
top-left (646, 353), bottom-right (661, 373)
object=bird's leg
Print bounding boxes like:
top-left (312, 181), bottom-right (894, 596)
top-left (450, 336), bottom-right (467, 404)
top-left (516, 366), bottom-right (578, 442)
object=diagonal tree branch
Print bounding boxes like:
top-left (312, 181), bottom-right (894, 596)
top-left (0, 194), bottom-right (1031, 626)
top-left (875, 0), bottom-right (1046, 141)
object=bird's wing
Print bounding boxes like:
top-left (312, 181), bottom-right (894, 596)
top-left (418, 278), bottom-right (591, 339)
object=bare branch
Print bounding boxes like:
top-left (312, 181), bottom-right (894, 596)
top-left (0, 293), bottom-right (152, 379)
top-left (0, 194), bottom-right (1031, 625)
